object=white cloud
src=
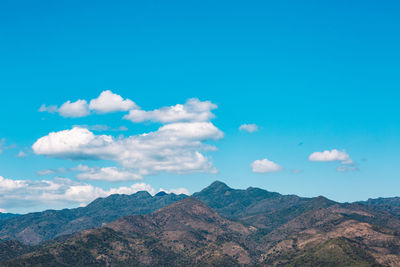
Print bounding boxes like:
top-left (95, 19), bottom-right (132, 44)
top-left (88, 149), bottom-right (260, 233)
top-left (251, 158), bottom-right (283, 173)
top-left (0, 175), bottom-right (161, 213)
top-left (32, 127), bottom-right (111, 159)
top-left (309, 149), bottom-right (359, 172)
top-left (309, 149), bottom-right (351, 163)
top-left (32, 122), bottom-right (223, 177)
top-left (39, 100), bottom-right (89, 118)
top-left (0, 208), bottom-right (7, 213)
top-left (158, 187), bottom-right (190, 195)
top-left (89, 90), bottom-right (138, 113)
top-left (39, 91), bottom-right (136, 118)
top-left (58, 100), bottom-right (90, 118)
top-left (76, 166), bottom-right (142, 182)
top-left (239, 124), bottom-right (258, 133)
top-left (35, 97), bottom-right (222, 180)
top-left (123, 98), bottom-right (217, 123)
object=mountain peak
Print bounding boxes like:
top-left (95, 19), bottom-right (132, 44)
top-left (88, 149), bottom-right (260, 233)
top-left (133, 191), bottom-right (152, 198)
top-left (205, 180), bottom-right (231, 191)
top-left (155, 191), bottom-right (168, 197)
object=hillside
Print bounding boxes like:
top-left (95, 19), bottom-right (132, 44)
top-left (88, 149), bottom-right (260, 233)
top-left (0, 191), bottom-right (187, 245)
top-left (4, 196), bottom-right (400, 266)
top-left (5, 198), bottom-right (254, 266)
top-left (194, 181), bottom-right (335, 231)
top-left (357, 197), bottom-right (400, 218)
top-left (0, 213), bottom-right (18, 221)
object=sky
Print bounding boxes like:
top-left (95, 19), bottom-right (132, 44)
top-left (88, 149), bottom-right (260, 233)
top-left (0, 0), bottom-right (399, 213)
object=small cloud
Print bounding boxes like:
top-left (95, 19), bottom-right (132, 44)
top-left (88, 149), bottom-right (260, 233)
top-left (309, 149), bottom-right (351, 163)
top-left (309, 149), bottom-right (360, 171)
top-left (251, 158), bottom-right (283, 173)
top-left (40, 100), bottom-right (90, 118)
top-left (39, 104), bottom-right (58, 114)
top-left (17, 151), bottom-right (27, 158)
top-left (239, 124), bottom-right (258, 133)
top-left (0, 208), bottom-right (7, 213)
top-left (59, 100), bottom-right (90, 118)
top-left (89, 90), bottom-right (138, 113)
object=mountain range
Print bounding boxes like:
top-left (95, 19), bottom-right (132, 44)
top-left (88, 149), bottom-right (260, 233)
top-left (0, 181), bottom-right (400, 266)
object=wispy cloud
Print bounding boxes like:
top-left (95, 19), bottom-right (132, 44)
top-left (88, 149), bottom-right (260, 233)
top-left (123, 98), bottom-right (217, 123)
top-left (17, 151), bottom-right (27, 158)
top-left (239, 124), bottom-right (258, 133)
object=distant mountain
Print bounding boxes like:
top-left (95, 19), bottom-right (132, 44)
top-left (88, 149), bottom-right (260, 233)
top-left (2, 181), bottom-right (400, 266)
top-left (5, 198), bottom-right (254, 266)
top-left (4, 197), bottom-right (400, 266)
top-left (359, 197), bottom-right (400, 207)
top-left (357, 197), bottom-right (400, 217)
top-left (0, 191), bottom-right (187, 245)
top-left (194, 181), bottom-right (335, 232)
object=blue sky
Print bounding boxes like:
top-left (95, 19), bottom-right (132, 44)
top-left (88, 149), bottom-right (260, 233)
top-left (0, 0), bottom-right (399, 213)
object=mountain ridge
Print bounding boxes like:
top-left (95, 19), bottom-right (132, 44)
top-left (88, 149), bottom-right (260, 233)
top-left (1, 181), bottom-right (400, 266)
